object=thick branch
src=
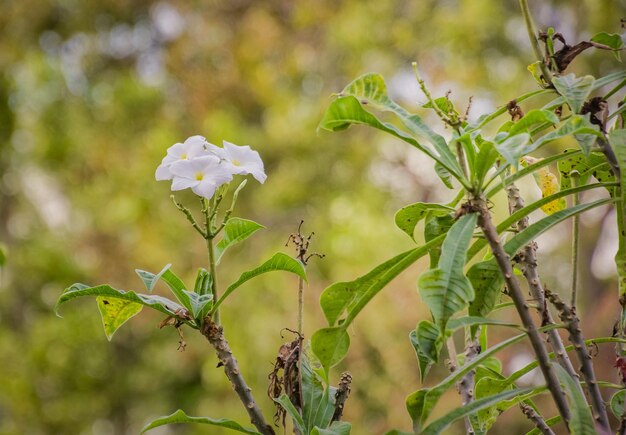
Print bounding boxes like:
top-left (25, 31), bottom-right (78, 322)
top-left (506, 185), bottom-right (580, 383)
top-left (471, 196), bottom-right (571, 425)
top-left (520, 403), bottom-right (556, 435)
top-left (202, 318), bottom-right (275, 435)
top-left (545, 290), bottom-right (611, 432)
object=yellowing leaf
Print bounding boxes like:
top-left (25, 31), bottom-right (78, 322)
top-left (96, 296), bottom-right (143, 341)
top-left (521, 156), bottom-right (566, 215)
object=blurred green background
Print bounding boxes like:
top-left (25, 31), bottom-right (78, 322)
top-left (1, 0), bottom-right (624, 433)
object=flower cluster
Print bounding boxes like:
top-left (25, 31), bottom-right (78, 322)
top-left (156, 135), bottom-right (266, 199)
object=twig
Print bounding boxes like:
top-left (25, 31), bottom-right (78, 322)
top-left (545, 289), bottom-right (611, 432)
top-left (471, 196), bottom-right (571, 426)
top-left (570, 174), bottom-right (580, 309)
top-left (458, 340), bottom-right (479, 435)
top-left (171, 195), bottom-right (206, 238)
top-left (518, 0), bottom-right (552, 86)
top-left (505, 184), bottom-right (580, 383)
top-left (520, 403), bottom-right (556, 435)
top-left (202, 317), bottom-right (275, 435)
top-left (331, 372), bottom-right (352, 422)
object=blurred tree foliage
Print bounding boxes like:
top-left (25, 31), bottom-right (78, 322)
top-left (0, 0), bottom-right (623, 433)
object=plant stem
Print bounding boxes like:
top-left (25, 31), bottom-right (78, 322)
top-left (297, 275), bottom-right (305, 417)
top-left (545, 289), bottom-right (611, 432)
top-left (458, 339), bottom-right (479, 435)
top-left (471, 196), bottom-right (571, 426)
top-left (505, 184), bottom-right (580, 384)
top-left (202, 198), bottom-right (221, 324)
top-left (520, 403), bottom-right (555, 435)
top-left (518, 0), bottom-right (552, 86)
top-left (202, 317), bottom-right (275, 435)
top-left (171, 195), bottom-right (206, 238)
top-left (570, 175), bottom-right (580, 309)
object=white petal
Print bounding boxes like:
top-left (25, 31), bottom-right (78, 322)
top-left (206, 142), bottom-right (227, 159)
top-left (192, 180), bottom-right (217, 199)
top-left (155, 163), bottom-right (173, 180)
top-left (171, 176), bottom-right (198, 191)
top-left (184, 135), bottom-right (207, 147)
top-left (250, 167), bottom-right (267, 184)
top-left (166, 142), bottom-right (187, 158)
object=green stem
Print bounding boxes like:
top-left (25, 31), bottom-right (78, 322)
top-left (202, 198), bottom-right (221, 324)
top-left (519, 0), bottom-right (552, 86)
top-left (207, 235), bottom-right (220, 324)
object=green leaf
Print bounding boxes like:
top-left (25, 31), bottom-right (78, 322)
top-left (384, 430), bottom-right (413, 435)
top-left (473, 140), bottom-right (499, 188)
top-left (213, 252), bottom-right (306, 312)
top-left (424, 214), bottom-right (455, 268)
top-left (140, 409), bottom-right (259, 434)
top-left (446, 316), bottom-right (519, 332)
top-left (435, 162), bottom-right (455, 189)
top-left (193, 268), bottom-right (212, 296)
top-left (320, 238), bottom-right (440, 326)
top-left (394, 202), bottom-right (454, 241)
top-left (57, 283), bottom-right (185, 318)
top-left (410, 321), bottom-right (442, 382)
top-left (215, 218), bottom-right (265, 265)
top-left (135, 263), bottom-right (171, 292)
top-left (184, 291), bottom-right (213, 320)
top-left (542, 70), bottom-right (626, 111)
top-left (467, 261), bottom-right (504, 320)
top-left (554, 364), bottom-right (595, 434)
top-left (420, 387), bottom-right (534, 435)
top-left (474, 375), bottom-right (514, 431)
top-left (609, 390), bottom-right (626, 419)
top-left (96, 296), bottom-right (143, 341)
top-left (302, 356), bottom-right (336, 432)
top-left (552, 74), bottom-right (595, 114)
top-left (311, 327), bottom-right (350, 372)
top-left (338, 73), bottom-right (462, 178)
top-left (418, 213), bottom-right (477, 330)
top-left (311, 422), bottom-right (352, 435)
top-left (503, 199), bottom-right (613, 257)
top-left (508, 109), bottom-right (559, 137)
top-left (159, 269), bottom-right (193, 312)
top-left (494, 133), bottom-right (531, 169)
top-left (407, 328), bottom-right (553, 430)
top-left (591, 32), bottom-right (623, 60)
top-left (274, 394), bottom-right (305, 433)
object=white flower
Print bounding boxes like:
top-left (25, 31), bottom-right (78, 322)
top-left (217, 141), bottom-right (267, 184)
top-left (155, 135), bottom-right (208, 180)
top-left (169, 155), bottom-right (233, 199)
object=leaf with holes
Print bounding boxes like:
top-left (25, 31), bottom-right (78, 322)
top-left (96, 296), bottom-right (143, 340)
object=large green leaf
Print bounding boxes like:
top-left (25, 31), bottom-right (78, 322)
top-left (541, 70), bottom-right (626, 111)
top-left (591, 32), bottom-right (624, 60)
top-left (311, 327), bottom-right (350, 372)
top-left (554, 364), bottom-right (596, 434)
top-left (56, 283), bottom-right (185, 318)
top-left (394, 202), bottom-right (453, 241)
top-left (140, 409), bottom-right (259, 434)
top-left (274, 394), bottom-right (305, 434)
top-left (320, 238), bottom-right (441, 326)
top-left (610, 129), bottom-right (626, 296)
top-left (410, 321), bottom-right (442, 382)
top-left (467, 261), bottom-right (505, 320)
top-left (503, 199), bottom-right (613, 257)
top-left (215, 218), bottom-right (265, 265)
top-left (473, 140), bottom-right (499, 188)
top-left (310, 422), bottom-right (352, 435)
top-left (552, 73), bottom-right (595, 114)
top-left (338, 73), bottom-right (462, 180)
top-left (507, 109), bottom-right (559, 137)
top-left (96, 296), bottom-right (143, 341)
top-left (213, 252), bottom-right (307, 311)
top-left (418, 213), bottom-right (477, 331)
top-left (135, 265), bottom-right (194, 314)
top-left (420, 388), bottom-right (534, 435)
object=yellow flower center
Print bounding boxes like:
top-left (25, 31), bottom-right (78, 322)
top-left (181, 153), bottom-right (188, 160)
top-left (232, 159), bottom-right (241, 166)
top-left (195, 172), bottom-right (204, 181)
